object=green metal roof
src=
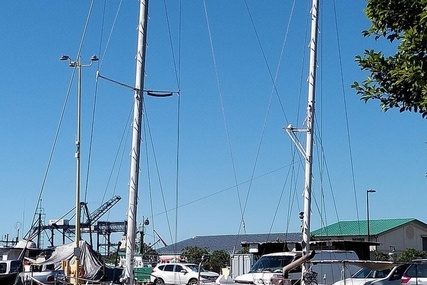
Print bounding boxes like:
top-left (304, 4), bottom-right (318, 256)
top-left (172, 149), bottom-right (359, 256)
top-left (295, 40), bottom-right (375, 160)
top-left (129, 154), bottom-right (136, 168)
top-left (312, 218), bottom-right (419, 237)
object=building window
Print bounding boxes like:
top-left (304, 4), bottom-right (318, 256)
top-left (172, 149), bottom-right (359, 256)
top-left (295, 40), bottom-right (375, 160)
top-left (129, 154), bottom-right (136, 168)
top-left (422, 236), bottom-right (427, 251)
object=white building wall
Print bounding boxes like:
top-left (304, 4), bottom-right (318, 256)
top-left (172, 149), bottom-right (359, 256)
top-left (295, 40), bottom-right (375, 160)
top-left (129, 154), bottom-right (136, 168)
top-left (375, 222), bottom-right (427, 254)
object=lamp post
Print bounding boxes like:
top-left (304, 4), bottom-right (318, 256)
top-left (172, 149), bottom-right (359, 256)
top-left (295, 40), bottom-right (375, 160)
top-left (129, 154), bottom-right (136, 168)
top-left (60, 54), bottom-right (98, 284)
top-left (366, 189), bottom-right (376, 241)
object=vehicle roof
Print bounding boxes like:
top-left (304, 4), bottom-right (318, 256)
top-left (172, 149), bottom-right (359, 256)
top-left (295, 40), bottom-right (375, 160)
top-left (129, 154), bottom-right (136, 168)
top-left (336, 277), bottom-right (377, 285)
top-left (156, 262), bottom-right (198, 266)
top-left (261, 252), bottom-right (300, 257)
top-left (261, 250), bottom-right (358, 258)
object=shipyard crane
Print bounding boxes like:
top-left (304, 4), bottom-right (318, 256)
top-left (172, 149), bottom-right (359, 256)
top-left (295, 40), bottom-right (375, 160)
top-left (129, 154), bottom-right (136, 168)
top-left (81, 195), bottom-right (122, 228)
top-left (80, 196), bottom-right (122, 246)
top-left (27, 195), bottom-right (122, 248)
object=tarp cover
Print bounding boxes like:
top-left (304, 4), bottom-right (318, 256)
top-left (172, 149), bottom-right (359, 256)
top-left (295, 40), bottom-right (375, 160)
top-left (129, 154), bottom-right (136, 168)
top-left (34, 241), bottom-right (104, 280)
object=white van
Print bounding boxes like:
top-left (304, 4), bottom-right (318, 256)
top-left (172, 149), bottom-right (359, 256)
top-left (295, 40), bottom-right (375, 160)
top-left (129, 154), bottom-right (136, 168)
top-left (233, 250), bottom-right (360, 285)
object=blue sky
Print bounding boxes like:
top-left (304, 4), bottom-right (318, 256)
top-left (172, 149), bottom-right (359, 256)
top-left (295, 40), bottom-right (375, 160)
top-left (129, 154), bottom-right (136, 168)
top-left (0, 1), bottom-right (425, 250)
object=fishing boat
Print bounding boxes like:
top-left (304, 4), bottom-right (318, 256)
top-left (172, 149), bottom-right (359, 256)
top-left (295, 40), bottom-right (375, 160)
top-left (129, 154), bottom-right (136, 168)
top-left (0, 244), bottom-right (25, 285)
top-left (0, 258), bottom-right (20, 285)
top-left (0, 240), bottom-right (57, 285)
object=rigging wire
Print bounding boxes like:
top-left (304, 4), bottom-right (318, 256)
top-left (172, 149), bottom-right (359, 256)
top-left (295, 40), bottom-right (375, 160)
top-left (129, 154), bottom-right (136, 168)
top-left (312, 1), bottom-right (343, 235)
top-left (143, 107), bottom-right (175, 246)
top-left (174, 94), bottom-right (181, 252)
top-left (332, 0), bottom-right (360, 232)
top-left (163, 0), bottom-right (182, 90)
top-left (26, 67), bottom-right (75, 240)
top-left (144, 116), bottom-right (157, 248)
top-left (80, 0), bottom-right (128, 227)
top-left (282, 0), bottom-right (312, 237)
top-left (83, 0), bottom-right (106, 203)
top-left (268, 160), bottom-right (295, 239)
top-left (243, 0), bottom-right (291, 126)
top-left (27, 0), bottom-right (96, 239)
top-left (298, 0), bottom-right (339, 237)
top-left (258, 0), bottom-right (306, 238)
top-left (285, 148), bottom-right (302, 236)
top-left (312, 0), bottom-right (329, 234)
top-left (81, 0), bottom-right (184, 249)
top-left (150, 163), bottom-right (298, 218)
top-left (101, 105), bottom-right (132, 212)
top-left (313, 137), bottom-right (340, 234)
top-left (65, 0), bottom-right (96, 215)
top-left (84, 0), bottom-right (126, 206)
top-left (308, 0), bottom-right (360, 237)
top-left (202, 1), bottom-right (248, 246)
top-left (240, 0), bottom-right (303, 239)
top-left (162, 0), bottom-right (183, 254)
top-left (301, 0), bottom-right (359, 238)
top-left (97, 0), bottom-right (125, 72)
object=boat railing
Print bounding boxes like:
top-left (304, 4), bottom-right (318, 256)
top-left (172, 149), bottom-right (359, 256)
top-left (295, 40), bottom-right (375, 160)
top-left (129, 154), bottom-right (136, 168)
top-left (22, 276), bottom-right (47, 285)
top-left (63, 275), bottom-right (104, 285)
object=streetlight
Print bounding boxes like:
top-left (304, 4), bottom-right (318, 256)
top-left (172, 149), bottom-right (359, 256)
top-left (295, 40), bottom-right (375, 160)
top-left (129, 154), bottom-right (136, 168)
top-left (366, 189), bottom-right (376, 241)
top-left (60, 54), bottom-right (98, 283)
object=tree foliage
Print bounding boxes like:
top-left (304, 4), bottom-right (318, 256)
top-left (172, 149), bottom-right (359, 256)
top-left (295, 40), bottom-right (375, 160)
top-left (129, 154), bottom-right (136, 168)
top-left (374, 250), bottom-right (390, 261)
top-left (352, 0), bottom-right (427, 117)
top-left (206, 250), bottom-right (230, 273)
top-left (180, 246), bottom-right (230, 273)
top-left (237, 247), bottom-right (249, 254)
top-left (180, 246), bottom-right (209, 264)
top-left (397, 248), bottom-right (427, 262)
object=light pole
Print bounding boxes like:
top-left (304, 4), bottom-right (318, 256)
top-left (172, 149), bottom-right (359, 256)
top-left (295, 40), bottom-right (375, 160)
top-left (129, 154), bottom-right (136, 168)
top-left (60, 54), bottom-right (98, 284)
top-left (366, 189), bottom-right (376, 241)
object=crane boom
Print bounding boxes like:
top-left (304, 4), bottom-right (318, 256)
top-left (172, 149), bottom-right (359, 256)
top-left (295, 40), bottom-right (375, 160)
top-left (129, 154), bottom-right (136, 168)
top-left (85, 196), bottom-right (121, 224)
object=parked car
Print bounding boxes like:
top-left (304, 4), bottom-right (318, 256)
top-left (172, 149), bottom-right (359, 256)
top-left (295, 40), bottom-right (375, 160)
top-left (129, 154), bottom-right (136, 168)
top-left (401, 259), bottom-right (427, 285)
top-left (19, 262), bottom-right (65, 285)
top-left (332, 264), bottom-right (409, 285)
top-left (150, 262), bottom-right (219, 285)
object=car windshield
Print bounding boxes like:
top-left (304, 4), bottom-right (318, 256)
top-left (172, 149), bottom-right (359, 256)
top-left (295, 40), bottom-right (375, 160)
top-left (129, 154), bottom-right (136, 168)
top-left (249, 255), bottom-right (296, 273)
top-left (185, 264), bottom-right (207, 272)
top-left (352, 268), bottom-right (391, 278)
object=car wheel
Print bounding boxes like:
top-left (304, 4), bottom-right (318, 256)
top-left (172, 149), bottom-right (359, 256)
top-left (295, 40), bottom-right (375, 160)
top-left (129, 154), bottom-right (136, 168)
top-left (155, 278), bottom-right (165, 285)
top-left (188, 278), bottom-right (198, 285)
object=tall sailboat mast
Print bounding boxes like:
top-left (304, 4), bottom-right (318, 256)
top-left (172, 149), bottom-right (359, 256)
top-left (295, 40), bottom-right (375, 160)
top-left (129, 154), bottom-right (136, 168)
top-left (302, 0), bottom-right (319, 258)
top-left (124, 0), bottom-right (149, 284)
top-left (286, 0), bottom-right (319, 280)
